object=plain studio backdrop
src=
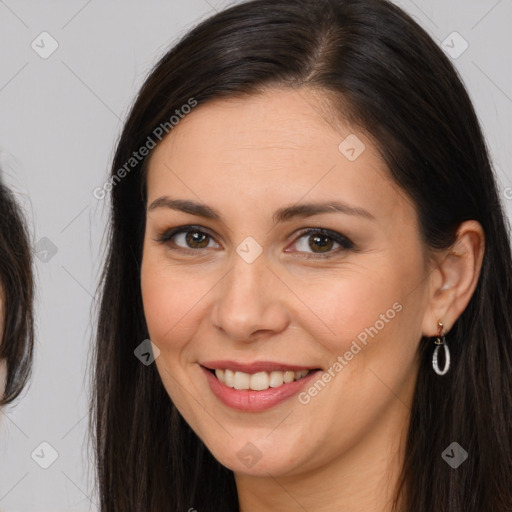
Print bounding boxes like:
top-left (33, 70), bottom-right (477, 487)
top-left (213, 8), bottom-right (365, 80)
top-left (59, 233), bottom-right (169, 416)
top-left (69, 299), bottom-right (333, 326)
top-left (0, 1), bottom-right (510, 510)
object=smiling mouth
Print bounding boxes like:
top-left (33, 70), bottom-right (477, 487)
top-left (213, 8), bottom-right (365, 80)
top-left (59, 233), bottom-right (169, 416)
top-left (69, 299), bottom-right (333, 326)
top-left (206, 368), bottom-right (319, 391)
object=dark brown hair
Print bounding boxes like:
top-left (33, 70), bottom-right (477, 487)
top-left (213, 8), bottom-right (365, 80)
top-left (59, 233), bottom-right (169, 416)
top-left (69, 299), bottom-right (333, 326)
top-left (91, 0), bottom-right (512, 510)
top-left (0, 175), bottom-right (34, 405)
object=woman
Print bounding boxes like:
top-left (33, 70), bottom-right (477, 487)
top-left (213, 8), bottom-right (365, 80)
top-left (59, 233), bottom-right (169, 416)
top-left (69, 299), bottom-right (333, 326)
top-left (91, 0), bottom-right (512, 510)
top-left (0, 174), bottom-right (34, 406)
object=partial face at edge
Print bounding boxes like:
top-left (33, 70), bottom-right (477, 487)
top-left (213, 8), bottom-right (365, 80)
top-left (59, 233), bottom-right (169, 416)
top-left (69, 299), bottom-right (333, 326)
top-left (140, 87), bottom-right (432, 477)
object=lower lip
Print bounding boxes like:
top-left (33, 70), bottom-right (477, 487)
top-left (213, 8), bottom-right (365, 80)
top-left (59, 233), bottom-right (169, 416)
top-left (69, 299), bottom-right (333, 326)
top-left (201, 366), bottom-right (322, 412)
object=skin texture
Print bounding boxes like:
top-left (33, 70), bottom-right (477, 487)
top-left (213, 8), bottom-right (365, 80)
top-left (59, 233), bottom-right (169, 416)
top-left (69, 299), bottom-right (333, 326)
top-left (140, 88), bottom-right (484, 512)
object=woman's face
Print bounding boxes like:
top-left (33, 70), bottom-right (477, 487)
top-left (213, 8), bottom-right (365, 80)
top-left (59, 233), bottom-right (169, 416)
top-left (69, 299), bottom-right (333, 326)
top-left (141, 88), bottom-right (433, 477)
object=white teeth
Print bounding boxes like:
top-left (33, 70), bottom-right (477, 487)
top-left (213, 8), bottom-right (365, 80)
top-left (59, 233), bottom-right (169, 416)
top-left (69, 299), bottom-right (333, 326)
top-left (233, 371), bottom-right (250, 390)
top-left (250, 371), bottom-right (269, 391)
top-left (212, 368), bottom-right (311, 390)
top-left (224, 369), bottom-right (234, 387)
top-left (283, 371), bottom-right (294, 383)
top-left (269, 371), bottom-right (284, 388)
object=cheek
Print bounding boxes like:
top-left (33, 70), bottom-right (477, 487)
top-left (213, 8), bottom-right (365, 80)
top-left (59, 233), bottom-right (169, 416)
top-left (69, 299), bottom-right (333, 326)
top-left (140, 251), bottom-right (210, 353)
top-left (296, 253), bottom-right (426, 378)
top-left (296, 266), bottom-right (405, 344)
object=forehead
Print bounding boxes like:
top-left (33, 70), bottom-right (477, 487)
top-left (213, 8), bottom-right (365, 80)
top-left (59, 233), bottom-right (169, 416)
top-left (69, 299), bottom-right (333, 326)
top-left (151, 88), bottom-right (358, 164)
top-left (145, 88), bottom-right (413, 226)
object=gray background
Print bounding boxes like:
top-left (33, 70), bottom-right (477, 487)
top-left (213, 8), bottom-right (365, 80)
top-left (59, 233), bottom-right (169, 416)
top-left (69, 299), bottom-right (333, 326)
top-left (0, 0), bottom-right (510, 510)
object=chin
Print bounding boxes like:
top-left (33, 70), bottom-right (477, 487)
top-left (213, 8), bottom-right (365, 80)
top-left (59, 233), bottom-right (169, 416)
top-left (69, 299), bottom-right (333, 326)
top-left (205, 436), bottom-right (308, 477)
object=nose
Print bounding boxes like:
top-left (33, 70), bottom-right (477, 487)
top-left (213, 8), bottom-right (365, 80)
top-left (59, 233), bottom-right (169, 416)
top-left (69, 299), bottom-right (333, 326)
top-left (211, 247), bottom-right (289, 343)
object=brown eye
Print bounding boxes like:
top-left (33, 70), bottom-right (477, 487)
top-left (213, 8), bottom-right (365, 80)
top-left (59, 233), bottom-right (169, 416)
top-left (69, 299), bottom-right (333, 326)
top-left (184, 230), bottom-right (210, 249)
top-left (156, 225), bottom-right (354, 258)
top-left (288, 228), bottom-right (354, 258)
top-left (308, 233), bottom-right (334, 253)
top-left (156, 226), bottom-right (220, 251)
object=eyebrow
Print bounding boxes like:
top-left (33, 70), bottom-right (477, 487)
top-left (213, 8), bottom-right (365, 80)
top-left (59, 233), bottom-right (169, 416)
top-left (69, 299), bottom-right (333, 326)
top-left (148, 196), bottom-right (375, 223)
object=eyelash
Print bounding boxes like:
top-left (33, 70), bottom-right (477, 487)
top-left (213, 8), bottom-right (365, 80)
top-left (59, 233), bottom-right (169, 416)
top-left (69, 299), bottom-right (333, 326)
top-left (154, 225), bottom-right (355, 259)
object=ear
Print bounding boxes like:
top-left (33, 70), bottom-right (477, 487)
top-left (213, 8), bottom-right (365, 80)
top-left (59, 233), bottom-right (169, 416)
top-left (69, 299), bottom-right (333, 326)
top-left (421, 220), bottom-right (485, 336)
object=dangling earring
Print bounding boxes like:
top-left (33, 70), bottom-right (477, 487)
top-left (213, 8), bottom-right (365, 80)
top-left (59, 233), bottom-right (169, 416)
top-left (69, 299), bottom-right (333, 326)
top-left (432, 320), bottom-right (450, 376)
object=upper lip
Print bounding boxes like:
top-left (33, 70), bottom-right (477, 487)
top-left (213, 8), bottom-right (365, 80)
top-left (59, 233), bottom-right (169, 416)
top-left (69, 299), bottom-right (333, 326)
top-left (201, 360), bottom-right (321, 373)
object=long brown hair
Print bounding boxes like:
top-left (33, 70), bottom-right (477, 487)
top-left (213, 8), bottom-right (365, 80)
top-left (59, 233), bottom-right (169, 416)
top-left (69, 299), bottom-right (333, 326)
top-left (91, 0), bottom-right (512, 510)
top-left (0, 175), bottom-right (34, 405)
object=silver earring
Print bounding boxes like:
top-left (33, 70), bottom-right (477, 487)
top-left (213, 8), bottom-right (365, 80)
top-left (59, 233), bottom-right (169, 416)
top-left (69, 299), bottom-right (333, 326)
top-left (432, 320), bottom-right (450, 376)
